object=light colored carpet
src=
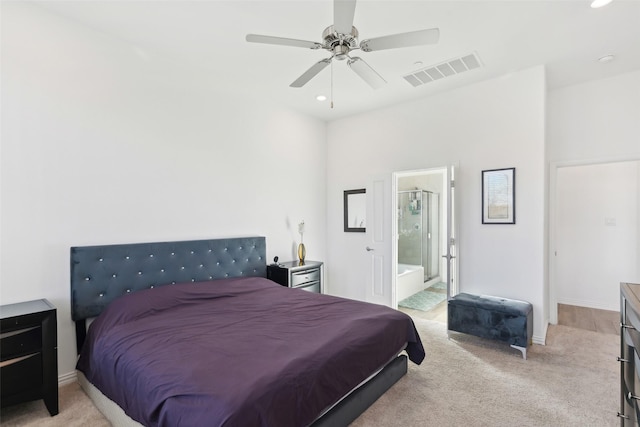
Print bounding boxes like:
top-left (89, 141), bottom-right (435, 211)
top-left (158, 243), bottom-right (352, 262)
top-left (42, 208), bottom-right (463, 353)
top-left (0, 381), bottom-right (109, 427)
top-left (399, 290), bottom-right (447, 312)
top-left (354, 319), bottom-right (618, 427)
top-left (0, 319), bottom-right (618, 427)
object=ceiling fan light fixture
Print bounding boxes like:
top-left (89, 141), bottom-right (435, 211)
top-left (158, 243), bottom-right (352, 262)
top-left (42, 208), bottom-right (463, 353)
top-left (247, 0), bottom-right (440, 90)
top-left (590, 0), bottom-right (613, 8)
top-left (333, 45), bottom-right (350, 60)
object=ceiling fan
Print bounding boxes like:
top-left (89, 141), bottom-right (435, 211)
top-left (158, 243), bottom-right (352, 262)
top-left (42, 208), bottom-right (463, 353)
top-left (246, 0), bottom-right (439, 90)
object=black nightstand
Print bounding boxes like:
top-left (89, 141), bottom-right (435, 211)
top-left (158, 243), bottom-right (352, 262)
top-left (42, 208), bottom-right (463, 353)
top-left (1, 299), bottom-right (58, 416)
top-left (267, 260), bottom-right (323, 293)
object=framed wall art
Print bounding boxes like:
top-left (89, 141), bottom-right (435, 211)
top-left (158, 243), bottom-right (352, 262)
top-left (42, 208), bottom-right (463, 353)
top-left (482, 167), bottom-right (515, 224)
top-left (344, 189), bottom-right (366, 232)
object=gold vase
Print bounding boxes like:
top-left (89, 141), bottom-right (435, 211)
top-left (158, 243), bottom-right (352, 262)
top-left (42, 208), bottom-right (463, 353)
top-left (297, 243), bottom-right (306, 264)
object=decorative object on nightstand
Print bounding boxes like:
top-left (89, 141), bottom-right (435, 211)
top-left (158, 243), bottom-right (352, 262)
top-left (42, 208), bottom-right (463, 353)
top-left (1, 299), bottom-right (58, 416)
top-left (297, 220), bottom-right (306, 263)
top-left (267, 260), bottom-right (323, 294)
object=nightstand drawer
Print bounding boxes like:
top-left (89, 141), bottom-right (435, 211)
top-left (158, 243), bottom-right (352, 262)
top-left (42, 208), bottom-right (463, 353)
top-left (297, 281), bottom-right (320, 293)
top-left (291, 269), bottom-right (320, 287)
top-left (1, 353), bottom-right (43, 398)
top-left (0, 327), bottom-right (42, 361)
top-left (1, 312), bottom-right (46, 332)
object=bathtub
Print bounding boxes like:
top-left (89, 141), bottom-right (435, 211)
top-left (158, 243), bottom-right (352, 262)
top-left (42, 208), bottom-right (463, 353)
top-left (397, 264), bottom-right (425, 302)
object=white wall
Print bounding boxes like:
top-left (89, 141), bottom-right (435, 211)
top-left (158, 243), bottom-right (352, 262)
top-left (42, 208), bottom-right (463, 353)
top-left (326, 66), bottom-right (547, 342)
top-left (556, 161), bottom-right (639, 310)
top-left (1, 3), bottom-right (327, 380)
top-left (547, 70), bottom-right (640, 163)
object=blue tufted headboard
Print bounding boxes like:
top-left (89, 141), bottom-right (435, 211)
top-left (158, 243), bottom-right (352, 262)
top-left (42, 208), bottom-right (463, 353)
top-left (70, 237), bottom-right (266, 352)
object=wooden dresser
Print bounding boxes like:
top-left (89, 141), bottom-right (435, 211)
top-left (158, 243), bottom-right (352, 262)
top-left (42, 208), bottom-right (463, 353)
top-left (0, 299), bottom-right (58, 415)
top-left (620, 283), bottom-right (640, 425)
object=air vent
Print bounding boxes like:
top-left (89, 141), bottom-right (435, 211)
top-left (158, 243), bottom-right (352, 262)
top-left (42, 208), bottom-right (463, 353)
top-left (403, 52), bottom-right (482, 88)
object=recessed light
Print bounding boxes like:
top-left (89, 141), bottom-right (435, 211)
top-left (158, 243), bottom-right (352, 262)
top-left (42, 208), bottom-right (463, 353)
top-left (316, 95), bottom-right (327, 101)
top-left (598, 54), bottom-right (615, 63)
top-left (591, 0), bottom-right (612, 8)
top-left (413, 61), bottom-right (423, 67)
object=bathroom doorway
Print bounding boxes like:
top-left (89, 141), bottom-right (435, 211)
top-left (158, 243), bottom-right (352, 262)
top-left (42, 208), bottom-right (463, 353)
top-left (394, 166), bottom-right (454, 322)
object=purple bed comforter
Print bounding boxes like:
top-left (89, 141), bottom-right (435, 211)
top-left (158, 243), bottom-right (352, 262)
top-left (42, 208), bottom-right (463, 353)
top-left (77, 277), bottom-right (424, 427)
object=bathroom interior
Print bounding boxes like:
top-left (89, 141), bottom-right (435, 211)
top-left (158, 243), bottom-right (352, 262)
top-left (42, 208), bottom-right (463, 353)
top-left (397, 171), bottom-right (448, 316)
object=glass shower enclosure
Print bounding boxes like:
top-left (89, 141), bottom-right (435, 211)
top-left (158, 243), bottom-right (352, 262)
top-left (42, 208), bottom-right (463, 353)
top-left (397, 190), bottom-right (440, 282)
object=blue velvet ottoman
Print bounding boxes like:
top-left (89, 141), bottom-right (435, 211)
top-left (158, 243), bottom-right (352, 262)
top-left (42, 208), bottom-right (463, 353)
top-left (447, 293), bottom-right (533, 359)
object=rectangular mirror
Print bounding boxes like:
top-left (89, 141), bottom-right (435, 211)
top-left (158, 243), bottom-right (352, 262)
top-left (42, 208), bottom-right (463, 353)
top-left (344, 189), bottom-right (366, 232)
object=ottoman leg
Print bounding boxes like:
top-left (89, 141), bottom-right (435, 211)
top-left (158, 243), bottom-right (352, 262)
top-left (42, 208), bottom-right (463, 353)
top-left (510, 344), bottom-right (527, 360)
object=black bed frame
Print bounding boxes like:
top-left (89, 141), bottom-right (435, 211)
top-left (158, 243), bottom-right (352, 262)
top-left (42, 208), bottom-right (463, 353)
top-left (70, 236), bottom-right (407, 426)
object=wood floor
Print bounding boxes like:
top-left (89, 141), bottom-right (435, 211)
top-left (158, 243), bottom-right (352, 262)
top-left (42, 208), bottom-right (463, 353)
top-left (557, 303), bottom-right (619, 335)
top-left (399, 292), bottom-right (620, 336)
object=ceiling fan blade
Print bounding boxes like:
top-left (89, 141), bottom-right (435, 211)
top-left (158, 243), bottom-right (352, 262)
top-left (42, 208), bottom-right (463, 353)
top-left (334, 0), bottom-right (357, 34)
top-left (246, 34), bottom-right (323, 50)
top-left (347, 57), bottom-right (386, 90)
top-left (290, 59), bottom-right (332, 88)
top-left (360, 28), bottom-right (440, 52)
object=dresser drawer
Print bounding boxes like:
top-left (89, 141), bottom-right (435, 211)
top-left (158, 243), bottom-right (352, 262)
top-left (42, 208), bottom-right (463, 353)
top-left (622, 340), bottom-right (636, 392)
top-left (631, 352), bottom-right (640, 402)
top-left (291, 268), bottom-right (320, 288)
top-left (628, 303), bottom-right (640, 332)
top-left (1, 327), bottom-right (42, 361)
top-left (623, 386), bottom-right (638, 426)
top-left (1, 353), bottom-right (43, 399)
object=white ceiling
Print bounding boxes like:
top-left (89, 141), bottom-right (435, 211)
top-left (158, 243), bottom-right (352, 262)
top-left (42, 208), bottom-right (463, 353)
top-left (33, 0), bottom-right (640, 121)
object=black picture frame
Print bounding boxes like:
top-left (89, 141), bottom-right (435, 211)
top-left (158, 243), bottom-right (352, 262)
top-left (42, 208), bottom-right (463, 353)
top-left (344, 189), bottom-right (366, 232)
top-left (482, 168), bottom-right (515, 224)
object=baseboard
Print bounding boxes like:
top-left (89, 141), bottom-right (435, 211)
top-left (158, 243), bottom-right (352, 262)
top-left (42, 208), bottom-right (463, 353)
top-left (532, 322), bottom-right (548, 346)
top-left (557, 297), bottom-right (618, 312)
top-left (58, 370), bottom-right (77, 386)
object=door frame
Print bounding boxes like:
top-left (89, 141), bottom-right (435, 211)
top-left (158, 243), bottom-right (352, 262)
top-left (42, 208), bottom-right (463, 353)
top-left (393, 165), bottom-right (452, 308)
top-left (548, 155), bottom-right (640, 324)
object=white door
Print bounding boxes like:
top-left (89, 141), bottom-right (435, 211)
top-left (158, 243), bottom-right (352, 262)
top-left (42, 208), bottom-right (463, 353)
top-left (365, 174), bottom-right (393, 307)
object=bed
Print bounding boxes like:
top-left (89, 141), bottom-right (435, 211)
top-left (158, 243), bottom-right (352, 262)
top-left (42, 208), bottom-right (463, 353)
top-left (71, 237), bottom-right (424, 426)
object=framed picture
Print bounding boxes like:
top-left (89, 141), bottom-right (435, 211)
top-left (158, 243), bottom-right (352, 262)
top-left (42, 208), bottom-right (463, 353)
top-left (344, 189), bottom-right (366, 232)
top-left (482, 168), bottom-right (515, 224)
